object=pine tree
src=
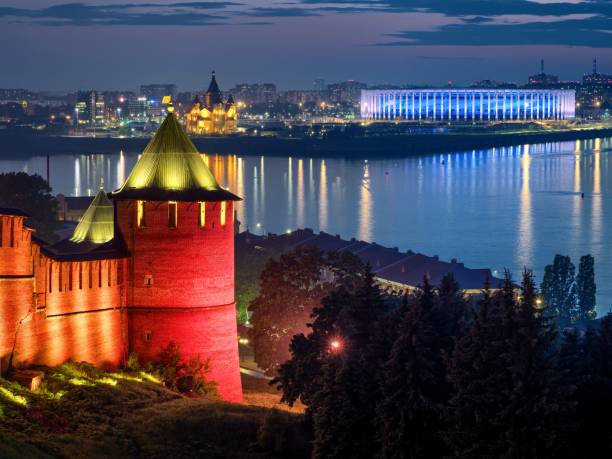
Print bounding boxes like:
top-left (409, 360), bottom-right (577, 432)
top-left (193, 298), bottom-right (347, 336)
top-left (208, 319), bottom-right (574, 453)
top-left (446, 274), bottom-right (515, 458)
top-left (376, 277), bottom-right (449, 459)
top-left (540, 254), bottom-right (577, 325)
top-left (576, 254), bottom-right (596, 321)
top-left (500, 270), bottom-right (572, 458)
top-left (311, 268), bottom-right (389, 459)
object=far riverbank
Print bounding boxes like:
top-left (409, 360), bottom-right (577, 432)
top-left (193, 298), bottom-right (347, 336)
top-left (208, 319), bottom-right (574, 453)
top-left (1, 126), bottom-right (611, 159)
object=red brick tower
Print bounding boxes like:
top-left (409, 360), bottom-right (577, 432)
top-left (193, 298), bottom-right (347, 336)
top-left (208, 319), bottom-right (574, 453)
top-left (110, 107), bottom-right (242, 401)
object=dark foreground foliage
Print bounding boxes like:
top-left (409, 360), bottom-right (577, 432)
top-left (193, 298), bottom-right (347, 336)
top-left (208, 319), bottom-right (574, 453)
top-left (0, 363), bottom-right (309, 459)
top-left (276, 268), bottom-right (612, 459)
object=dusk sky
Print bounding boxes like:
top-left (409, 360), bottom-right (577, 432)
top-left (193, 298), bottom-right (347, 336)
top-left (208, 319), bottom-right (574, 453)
top-left (0, 0), bottom-right (610, 92)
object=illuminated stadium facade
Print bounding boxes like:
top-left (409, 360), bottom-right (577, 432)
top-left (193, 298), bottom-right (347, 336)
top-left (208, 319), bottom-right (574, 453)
top-left (361, 89), bottom-right (575, 121)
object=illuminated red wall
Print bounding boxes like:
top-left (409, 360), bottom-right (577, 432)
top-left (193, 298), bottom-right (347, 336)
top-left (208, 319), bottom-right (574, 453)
top-left (0, 214), bottom-right (125, 371)
top-left (116, 200), bottom-right (242, 402)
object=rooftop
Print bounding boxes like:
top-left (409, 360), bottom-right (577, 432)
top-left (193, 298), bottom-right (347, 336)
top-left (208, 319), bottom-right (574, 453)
top-left (236, 229), bottom-right (503, 290)
top-left (109, 110), bottom-right (240, 202)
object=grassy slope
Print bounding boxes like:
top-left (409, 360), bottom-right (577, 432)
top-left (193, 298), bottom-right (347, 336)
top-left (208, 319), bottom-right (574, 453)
top-left (0, 364), bottom-right (308, 459)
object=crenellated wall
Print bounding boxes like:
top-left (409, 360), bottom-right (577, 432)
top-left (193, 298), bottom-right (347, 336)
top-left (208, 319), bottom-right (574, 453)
top-left (0, 212), bottom-right (126, 372)
top-left (116, 199), bottom-right (242, 402)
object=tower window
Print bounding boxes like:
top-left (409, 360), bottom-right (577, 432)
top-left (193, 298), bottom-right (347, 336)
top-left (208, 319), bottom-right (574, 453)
top-left (98, 261), bottom-right (102, 288)
top-left (68, 263), bottom-right (73, 291)
top-left (9, 217), bottom-right (14, 247)
top-left (58, 263), bottom-right (63, 292)
top-left (137, 200), bottom-right (146, 228)
top-left (89, 262), bottom-right (93, 289)
top-left (199, 202), bottom-right (206, 228)
top-left (220, 201), bottom-right (227, 226)
top-left (79, 263), bottom-right (83, 289)
top-left (144, 330), bottom-right (153, 342)
top-left (49, 263), bottom-right (53, 293)
top-left (168, 201), bottom-right (177, 229)
top-left (144, 275), bottom-right (153, 287)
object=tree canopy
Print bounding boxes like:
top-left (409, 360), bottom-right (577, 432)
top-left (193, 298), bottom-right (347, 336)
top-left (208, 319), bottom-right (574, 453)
top-left (0, 172), bottom-right (59, 242)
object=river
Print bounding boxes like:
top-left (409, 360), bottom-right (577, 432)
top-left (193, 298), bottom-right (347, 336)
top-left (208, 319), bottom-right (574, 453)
top-left (1, 138), bottom-right (611, 314)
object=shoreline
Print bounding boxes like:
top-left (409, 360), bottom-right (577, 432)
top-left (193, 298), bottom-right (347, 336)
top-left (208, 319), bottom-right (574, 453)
top-left (0, 127), bottom-right (611, 159)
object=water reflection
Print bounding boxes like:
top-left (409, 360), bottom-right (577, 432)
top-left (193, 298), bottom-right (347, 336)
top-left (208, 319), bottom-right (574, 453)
top-left (517, 144), bottom-right (532, 270)
top-left (2, 138), bottom-right (612, 312)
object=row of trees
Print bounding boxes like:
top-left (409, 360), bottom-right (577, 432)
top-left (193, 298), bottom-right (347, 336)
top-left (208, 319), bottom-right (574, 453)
top-left (541, 254), bottom-right (596, 324)
top-left (272, 268), bottom-right (612, 458)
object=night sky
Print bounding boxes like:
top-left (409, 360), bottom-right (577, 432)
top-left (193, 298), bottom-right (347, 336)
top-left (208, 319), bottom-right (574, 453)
top-left (0, 0), bottom-right (610, 91)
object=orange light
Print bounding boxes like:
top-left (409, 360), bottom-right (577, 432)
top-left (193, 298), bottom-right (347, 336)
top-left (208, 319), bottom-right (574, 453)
top-left (330, 339), bottom-right (342, 352)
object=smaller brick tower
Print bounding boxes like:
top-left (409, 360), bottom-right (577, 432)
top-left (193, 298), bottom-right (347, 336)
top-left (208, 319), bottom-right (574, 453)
top-left (110, 105), bottom-right (242, 401)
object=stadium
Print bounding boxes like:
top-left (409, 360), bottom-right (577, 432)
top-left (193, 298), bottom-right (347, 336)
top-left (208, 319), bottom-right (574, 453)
top-left (360, 89), bottom-right (575, 121)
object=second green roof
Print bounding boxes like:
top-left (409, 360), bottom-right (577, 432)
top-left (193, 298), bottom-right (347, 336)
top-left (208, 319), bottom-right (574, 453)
top-left (110, 111), bottom-right (240, 202)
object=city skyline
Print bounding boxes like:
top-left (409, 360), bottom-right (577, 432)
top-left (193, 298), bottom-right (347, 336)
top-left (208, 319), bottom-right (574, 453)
top-left (0, 0), bottom-right (610, 91)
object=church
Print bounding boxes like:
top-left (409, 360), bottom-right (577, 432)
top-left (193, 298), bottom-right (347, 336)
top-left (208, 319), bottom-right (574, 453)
top-left (0, 106), bottom-right (243, 402)
top-left (185, 71), bottom-right (237, 135)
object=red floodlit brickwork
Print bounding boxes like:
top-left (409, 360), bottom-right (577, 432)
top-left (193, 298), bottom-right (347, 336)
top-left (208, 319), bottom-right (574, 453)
top-left (117, 199), bottom-right (242, 402)
top-left (1, 200), bottom-right (242, 402)
top-left (0, 212), bottom-right (125, 371)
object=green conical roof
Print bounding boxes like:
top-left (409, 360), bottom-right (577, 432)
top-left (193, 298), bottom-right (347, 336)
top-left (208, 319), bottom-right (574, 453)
top-left (70, 183), bottom-right (114, 244)
top-left (110, 111), bottom-right (239, 202)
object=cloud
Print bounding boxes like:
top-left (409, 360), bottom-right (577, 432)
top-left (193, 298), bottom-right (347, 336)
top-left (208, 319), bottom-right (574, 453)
top-left (0, 0), bottom-right (610, 50)
top-left (0, 2), bottom-right (239, 26)
top-left (380, 15), bottom-right (612, 48)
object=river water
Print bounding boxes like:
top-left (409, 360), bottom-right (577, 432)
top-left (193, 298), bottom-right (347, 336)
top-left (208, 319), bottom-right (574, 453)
top-left (1, 138), bottom-right (611, 314)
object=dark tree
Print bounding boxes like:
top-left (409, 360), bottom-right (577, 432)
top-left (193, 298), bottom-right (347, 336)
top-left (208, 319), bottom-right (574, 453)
top-left (0, 172), bottom-right (59, 241)
top-left (576, 254), bottom-right (596, 321)
top-left (249, 247), bottom-right (363, 375)
top-left (500, 270), bottom-right (572, 458)
top-left (310, 269), bottom-right (389, 459)
top-left (446, 280), bottom-right (512, 459)
top-left (376, 277), bottom-right (450, 459)
top-left (573, 316), bottom-right (612, 457)
top-left (540, 254), bottom-right (577, 324)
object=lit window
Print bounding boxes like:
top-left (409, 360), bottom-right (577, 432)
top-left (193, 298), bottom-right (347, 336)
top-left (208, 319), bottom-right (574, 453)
top-left (220, 201), bottom-right (226, 226)
top-left (168, 201), bottom-right (177, 229)
top-left (137, 200), bottom-right (146, 228)
top-left (199, 202), bottom-right (206, 228)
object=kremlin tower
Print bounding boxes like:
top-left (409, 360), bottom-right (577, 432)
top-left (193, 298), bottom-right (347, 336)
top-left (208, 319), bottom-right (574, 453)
top-left (110, 105), bottom-right (242, 401)
top-left (0, 106), bottom-right (243, 402)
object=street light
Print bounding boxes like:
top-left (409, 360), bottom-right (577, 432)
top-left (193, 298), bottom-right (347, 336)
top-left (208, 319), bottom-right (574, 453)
top-left (329, 338), bottom-right (342, 353)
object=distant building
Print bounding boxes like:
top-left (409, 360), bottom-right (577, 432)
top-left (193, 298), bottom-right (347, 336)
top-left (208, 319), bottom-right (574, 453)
top-left (577, 59), bottom-right (611, 113)
top-left (75, 91), bottom-right (105, 125)
top-left (228, 83), bottom-right (277, 106)
top-left (528, 59), bottom-right (560, 87)
top-left (140, 84), bottom-right (177, 116)
top-left (328, 80), bottom-right (367, 104)
top-left (361, 88), bottom-right (575, 121)
top-left (185, 72), bottom-right (237, 135)
top-left (313, 78), bottom-right (326, 91)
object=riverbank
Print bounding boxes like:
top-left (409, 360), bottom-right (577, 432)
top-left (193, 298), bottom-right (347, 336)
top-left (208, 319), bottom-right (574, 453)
top-left (1, 126), bottom-right (611, 159)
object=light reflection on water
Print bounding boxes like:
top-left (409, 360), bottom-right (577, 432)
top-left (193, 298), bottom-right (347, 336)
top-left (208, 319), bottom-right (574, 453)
top-left (2, 138), bottom-right (612, 314)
